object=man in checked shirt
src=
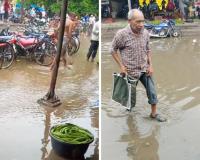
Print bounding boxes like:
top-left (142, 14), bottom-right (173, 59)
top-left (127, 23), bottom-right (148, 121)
top-left (110, 9), bottom-right (166, 122)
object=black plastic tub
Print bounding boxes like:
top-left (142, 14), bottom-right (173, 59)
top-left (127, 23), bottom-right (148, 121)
top-left (49, 123), bottom-right (94, 159)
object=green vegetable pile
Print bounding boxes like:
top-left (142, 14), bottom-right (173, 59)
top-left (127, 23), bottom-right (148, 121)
top-left (50, 123), bottom-right (94, 144)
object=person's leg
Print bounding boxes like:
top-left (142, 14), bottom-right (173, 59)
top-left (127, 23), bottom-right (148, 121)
top-left (91, 41), bottom-right (99, 61)
top-left (4, 11), bottom-right (8, 22)
top-left (4, 12), bottom-right (6, 22)
top-left (87, 40), bottom-right (95, 61)
top-left (50, 37), bottom-right (67, 70)
top-left (1, 14), bottom-right (3, 21)
top-left (61, 37), bottom-right (68, 67)
top-left (50, 50), bottom-right (65, 70)
top-left (139, 73), bottom-right (158, 116)
top-left (129, 77), bottom-right (138, 111)
top-left (61, 49), bottom-right (67, 67)
top-left (140, 73), bottom-right (167, 121)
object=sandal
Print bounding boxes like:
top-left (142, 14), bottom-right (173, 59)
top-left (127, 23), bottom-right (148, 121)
top-left (150, 113), bottom-right (167, 122)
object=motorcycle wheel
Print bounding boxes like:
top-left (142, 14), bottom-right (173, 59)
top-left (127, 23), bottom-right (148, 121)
top-left (74, 37), bottom-right (80, 54)
top-left (34, 41), bottom-right (56, 66)
top-left (171, 29), bottom-right (182, 37)
top-left (68, 37), bottom-right (80, 56)
top-left (0, 42), bottom-right (15, 69)
top-left (159, 29), bottom-right (168, 37)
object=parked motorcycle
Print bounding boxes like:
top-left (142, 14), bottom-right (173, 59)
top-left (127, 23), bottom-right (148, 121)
top-left (0, 28), bottom-right (56, 69)
top-left (9, 13), bottom-right (21, 23)
top-left (0, 36), bottom-right (15, 69)
top-left (14, 33), bottom-right (56, 66)
top-left (145, 19), bottom-right (182, 38)
top-left (0, 27), bottom-right (11, 36)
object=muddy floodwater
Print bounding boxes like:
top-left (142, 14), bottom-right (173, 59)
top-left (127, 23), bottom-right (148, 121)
top-left (0, 37), bottom-right (99, 160)
top-left (101, 35), bottom-right (200, 160)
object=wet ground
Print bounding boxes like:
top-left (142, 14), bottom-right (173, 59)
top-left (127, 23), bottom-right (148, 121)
top-left (0, 36), bottom-right (99, 160)
top-left (101, 35), bottom-right (200, 160)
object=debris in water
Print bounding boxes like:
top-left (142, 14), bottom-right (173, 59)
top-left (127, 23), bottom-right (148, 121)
top-left (145, 142), bottom-right (150, 146)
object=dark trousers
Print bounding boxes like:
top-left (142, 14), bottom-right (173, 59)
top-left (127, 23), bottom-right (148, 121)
top-left (4, 11), bottom-right (8, 20)
top-left (130, 73), bottom-right (158, 109)
top-left (0, 14), bottom-right (4, 20)
top-left (87, 40), bottom-right (99, 60)
top-left (139, 73), bottom-right (158, 105)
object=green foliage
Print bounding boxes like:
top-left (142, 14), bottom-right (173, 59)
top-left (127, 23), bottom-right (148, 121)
top-left (68, 0), bottom-right (98, 15)
top-left (19, 0), bottom-right (98, 15)
top-left (15, 8), bottom-right (21, 14)
top-left (50, 2), bottom-right (62, 14)
top-left (150, 20), bottom-right (161, 25)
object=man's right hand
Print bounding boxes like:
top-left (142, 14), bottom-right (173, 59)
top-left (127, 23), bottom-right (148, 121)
top-left (111, 52), bottom-right (127, 75)
top-left (120, 65), bottom-right (127, 75)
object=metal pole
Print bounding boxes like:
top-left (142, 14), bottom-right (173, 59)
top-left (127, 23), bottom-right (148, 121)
top-left (38, 0), bottom-right (68, 107)
top-left (109, 0), bottom-right (112, 18)
top-left (128, 0), bottom-right (132, 11)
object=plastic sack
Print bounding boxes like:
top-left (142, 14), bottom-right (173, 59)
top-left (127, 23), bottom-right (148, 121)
top-left (112, 73), bottom-right (137, 111)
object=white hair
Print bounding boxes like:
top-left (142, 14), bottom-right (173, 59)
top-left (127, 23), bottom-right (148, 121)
top-left (127, 9), bottom-right (143, 20)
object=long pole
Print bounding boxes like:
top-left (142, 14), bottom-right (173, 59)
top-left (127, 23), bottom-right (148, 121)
top-left (128, 0), bottom-right (132, 11)
top-left (48, 0), bottom-right (68, 97)
top-left (38, 0), bottom-right (68, 106)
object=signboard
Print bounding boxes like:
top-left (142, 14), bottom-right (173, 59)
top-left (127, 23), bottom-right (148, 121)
top-left (102, 0), bottom-right (110, 5)
top-left (139, 0), bottom-right (168, 10)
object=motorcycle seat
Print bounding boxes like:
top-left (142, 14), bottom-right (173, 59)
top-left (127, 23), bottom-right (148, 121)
top-left (18, 37), bottom-right (38, 46)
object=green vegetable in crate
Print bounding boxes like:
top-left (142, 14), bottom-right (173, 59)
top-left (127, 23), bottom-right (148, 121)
top-left (50, 123), bottom-right (94, 144)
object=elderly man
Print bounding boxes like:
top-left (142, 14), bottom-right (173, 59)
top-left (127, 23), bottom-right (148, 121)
top-left (110, 9), bottom-right (166, 122)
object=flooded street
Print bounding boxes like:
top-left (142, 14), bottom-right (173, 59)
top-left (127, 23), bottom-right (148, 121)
top-left (0, 37), bottom-right (99, 160)
top-left (101, 35), bottom-right (200, 160)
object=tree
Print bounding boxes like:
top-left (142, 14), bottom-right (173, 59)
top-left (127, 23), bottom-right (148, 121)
top-left (68, 0), bottom-right (99, 15)
top-left (17, 0), bottom-right (98, 16)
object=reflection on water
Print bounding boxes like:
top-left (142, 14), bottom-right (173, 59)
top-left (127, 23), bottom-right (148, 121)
top-left (41, 108), bottom-right (51, 160)
top-left (124, 115), bottom-right (159, 160)
top-left (102, 35), bottom-right (200, 160)
top-left (0, 37), bottom-right (99, 160)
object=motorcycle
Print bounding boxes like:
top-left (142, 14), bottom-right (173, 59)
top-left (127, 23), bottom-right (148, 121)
top-left (145, 19), bottom-right (182, 38)
top-left (0, 36), bottom-right (15, 69)
top-left (9, 13), bottom-right (21, 23)
top-left (0, 27), bottom-right (11, 36)
top-left (0, 28), bottom-right (56, 69)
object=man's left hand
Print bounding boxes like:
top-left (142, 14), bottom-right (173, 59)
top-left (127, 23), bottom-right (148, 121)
top-left (147, 65), bottom-right (153, 76)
